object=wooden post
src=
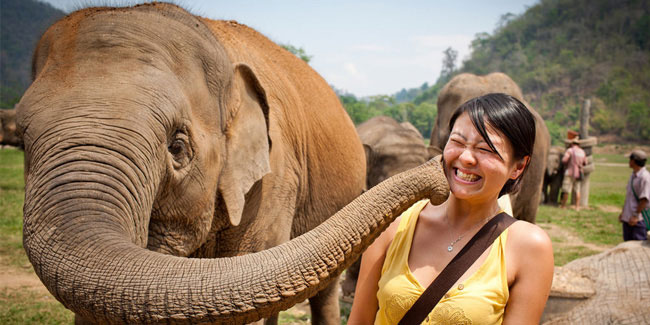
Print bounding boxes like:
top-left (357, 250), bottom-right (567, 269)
top-left (578, 99), bottom-right (595, 208)
top-left (580, 99), bottom-right (590, 139)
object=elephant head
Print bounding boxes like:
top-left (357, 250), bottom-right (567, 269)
top-left (546, 146), bottom-right (565, 178)
top-left (17, 4), bottom-right (449, 323)
top-left (357, 116), bottom-right (428, 189)
top-left (543, 146), bottom-right (566, 205)
top-left (429, 73), bottom-right (550, 222)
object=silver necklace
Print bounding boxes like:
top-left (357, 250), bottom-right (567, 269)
top-left (445, 215), bottom-right (491, 252)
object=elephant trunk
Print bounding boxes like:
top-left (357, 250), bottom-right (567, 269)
top-left (24, 145), bottom-right (448, 323)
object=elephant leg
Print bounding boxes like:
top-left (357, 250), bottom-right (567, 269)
top-left (341, 258), bottom-right (361, 299)
top-left (244, 313), bottom-right (277, 325)
top-left (309, 274), bottom-right (342, 325)
top-left (262, 314), bottom-right (279, 325)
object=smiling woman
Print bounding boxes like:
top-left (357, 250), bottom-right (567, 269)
top-left (349, 93), bottom-right (554, 324)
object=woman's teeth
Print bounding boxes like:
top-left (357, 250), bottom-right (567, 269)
top-left (456, 169), bottom-right (480, 182)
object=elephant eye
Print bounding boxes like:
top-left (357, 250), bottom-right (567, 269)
top-left (168, 131), bottom-right (193, 169)
top-left (169, 139), bottom-right (185, 155)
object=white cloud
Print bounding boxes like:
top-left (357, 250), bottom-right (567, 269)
top-left (343, 62), bottom-right (362, 78)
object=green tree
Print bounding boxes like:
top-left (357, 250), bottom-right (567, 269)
top-left (280, 44), bottom-right (313, 64)
top-left (625, 102), bottom-right (650, 140)
top-left (408, 102), bottom-right (437, 138)
top-left (439, 47), bottom-right (458, 84)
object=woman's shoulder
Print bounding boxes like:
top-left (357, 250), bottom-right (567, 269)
top-left (504, 220), bottom-right (554, 286)
top-left (507, 220), bottom-right (553, 256)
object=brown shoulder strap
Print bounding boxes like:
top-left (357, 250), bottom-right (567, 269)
top-left (398, 212), bottom-right (516, 325)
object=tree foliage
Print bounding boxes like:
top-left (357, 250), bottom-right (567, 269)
top-left (280, 44), bottom-right (313, 64)
top-left (0, 0), bottom-right (64, 107)
top-left (334, 87), bottom-right (437, 138)
top-left (439, 47), bottom-right (458, 85)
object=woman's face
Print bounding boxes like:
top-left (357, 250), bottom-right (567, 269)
top-left (443, 112), bottom-right (526, 203)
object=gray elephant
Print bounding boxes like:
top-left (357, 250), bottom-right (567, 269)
top-left (429, 72), bottom-right (550, 223)
top-left (399, 121), bottom-right (422, 137)
top-left (358, 116), bottom-right (429, 189)
top-left (0, 108), bottom-right (21, 148)
top-left (10, 3), bottom-right (437, 324)
top-left (341, 115), bottom-right (429, 298)
top-left (543, 146), bottom-right (566, 205)
top-left (542, 241), bottom-right (650, 324)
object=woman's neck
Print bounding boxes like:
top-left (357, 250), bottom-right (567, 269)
top-left (445, 194), bottom-right (502, 229)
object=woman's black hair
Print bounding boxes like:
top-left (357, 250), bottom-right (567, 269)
top-left (447, 93), bottom-right (536, 197)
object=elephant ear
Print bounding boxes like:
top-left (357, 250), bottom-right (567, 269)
top-left (219, 63), bottom-right (271, 227)
top-left (363, 144), bottom-right (373, 169)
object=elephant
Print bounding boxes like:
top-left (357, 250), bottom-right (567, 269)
top-left (542, 240), bottom-right (650, 324)
top-left (399, 121), bottom-right (422, 137)
top-left (543, 146), bottom-right (566, 205)
top-left (14, 4), bottom-right (449, 324)
top-left (428, 72), bottom-right (550, 223)
top-left (357, 116), bottom-right (429, 189)
top-left (0, 108), bottom-right (22, 148)
top-left (341, 115), bottom-right (429, 298)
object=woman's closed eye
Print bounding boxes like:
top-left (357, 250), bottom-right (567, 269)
top-left (450, 139), bottom-right (464, 146)
top-left (478, 146), bottom-right (495, 153)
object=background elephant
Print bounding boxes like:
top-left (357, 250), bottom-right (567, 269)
top-left (399, 120), bottom-right (422, 137)
top-left (11, 3), bottom-right (425, 323)
top-left (543, 146), bottom-right (566, 205)
top-left (542, 240), bottom-right (650, 324)
top-left (0, 108), bottom-right (21, 148)
top-left (429, 72), bottom-right (550, 223)
top-left (358, 116), bottom-right (429, 189)
top-left (341, 115), bottom-right (429, 298)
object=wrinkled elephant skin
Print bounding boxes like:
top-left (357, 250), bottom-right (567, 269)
top-left (14, 4), bottom-right (451, 324)
top-left (429, 73), bottom-right (550, 223)
top-left (543, 241), bottom-right (650, 324)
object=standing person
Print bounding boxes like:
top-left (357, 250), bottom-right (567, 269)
top-left (348, 93), bottom-right (553, 324)
top-left (560, 138), bottom-right (587, 210)
top-left (619, 150), bottom-right (650, 241)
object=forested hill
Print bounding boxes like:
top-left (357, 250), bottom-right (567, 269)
top-left (1, 0), bottom-right (64, 107)
top-left (340, 0), bottom-right (649, 144)
top-left (460, 0), bottom-right (650, 142)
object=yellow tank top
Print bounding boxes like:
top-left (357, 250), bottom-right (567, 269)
top-left (375, 200), bottom-right (509, 324)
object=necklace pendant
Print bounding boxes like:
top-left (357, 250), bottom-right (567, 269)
top-left (448, 245), bottom-right (453, 252)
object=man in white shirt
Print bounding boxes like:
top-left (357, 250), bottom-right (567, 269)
top-left (620, 149), bottom-right (649, 241)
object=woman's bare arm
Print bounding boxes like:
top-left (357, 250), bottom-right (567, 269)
top-left (503, 221), bottom-right (554, 324)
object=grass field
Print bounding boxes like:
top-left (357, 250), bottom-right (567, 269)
top-left (0, 147), bottom-right (636, 323)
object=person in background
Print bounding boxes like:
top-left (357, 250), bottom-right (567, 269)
top-left (560, 138), bottom-right (586, 210)
top-left (619, 149), bottom-right (649, 241)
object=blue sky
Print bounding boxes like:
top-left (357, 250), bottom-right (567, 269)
top-left (42, 0), bottom-right (539, 97)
